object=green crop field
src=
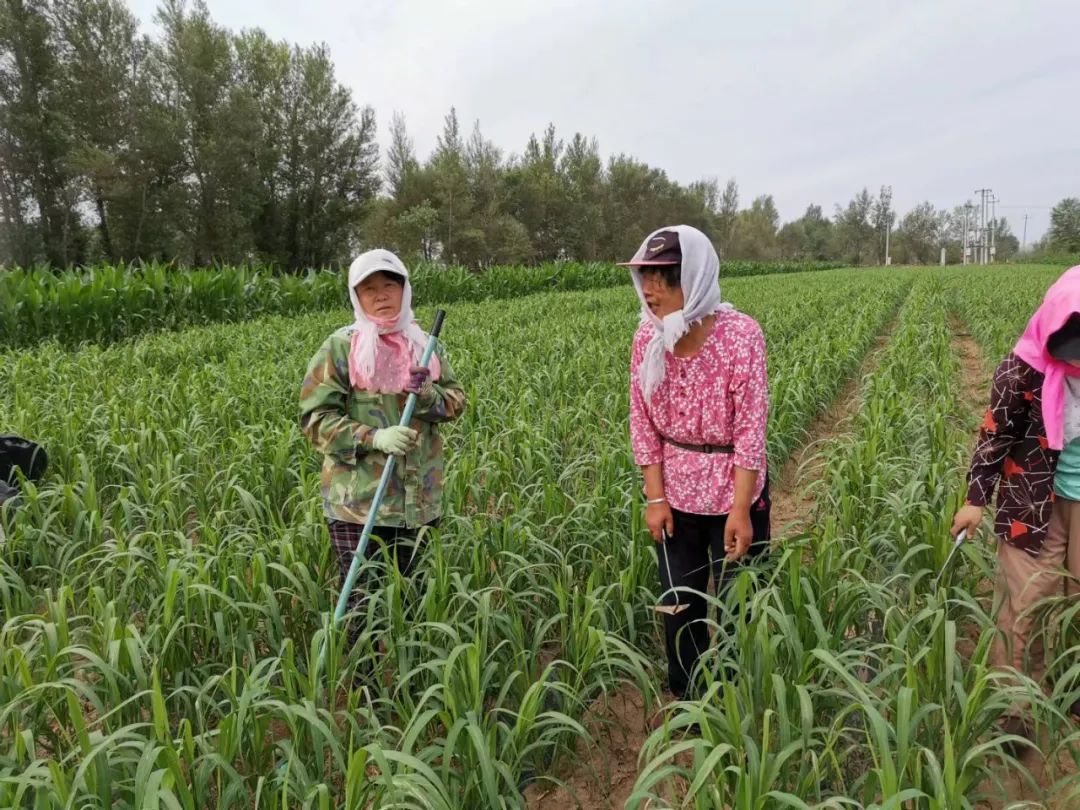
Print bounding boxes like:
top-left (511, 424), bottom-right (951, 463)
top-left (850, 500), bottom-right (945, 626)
top-left (0, 260), bottom-right (844, 350)
top-left (0, 265), bottom-right (1077, 808)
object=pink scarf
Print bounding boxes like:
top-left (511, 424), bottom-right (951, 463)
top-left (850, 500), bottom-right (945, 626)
top-left (1013, 264), bottom-right (1080, 450)
top-left (345, 249), bottom-right (442, 394)
top-left (348, 316), bottom-right (442, 393)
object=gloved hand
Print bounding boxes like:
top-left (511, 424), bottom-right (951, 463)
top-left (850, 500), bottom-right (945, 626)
top-left (404, 365), bottom-right (434, 397)
top-left (370, 426), bottom-right (419, 456)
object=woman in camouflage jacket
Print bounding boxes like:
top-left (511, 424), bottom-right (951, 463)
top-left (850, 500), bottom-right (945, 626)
top-left (299, 249), bottom-right (466, 651)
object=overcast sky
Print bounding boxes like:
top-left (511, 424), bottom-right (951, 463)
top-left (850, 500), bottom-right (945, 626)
top-left (129, 0), bottom-right (1080, 243)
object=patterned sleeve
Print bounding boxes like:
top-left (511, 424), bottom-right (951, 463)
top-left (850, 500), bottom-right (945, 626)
top-left (966, 353), bottom-right (1034, 507)
top-left (730, 317), bottom-right (768, 471)
top-left (629, 329), bottom-right (663, 467)
top-left (298, 335), bottom-right (377, 463)
top-left (413, 342), bottom-right (467, 423)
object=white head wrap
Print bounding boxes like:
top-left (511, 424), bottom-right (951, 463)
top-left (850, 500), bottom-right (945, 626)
top-left (345, 249), bottom-right (431, 384)
top-left (628, 224), bottom-right (731, 401)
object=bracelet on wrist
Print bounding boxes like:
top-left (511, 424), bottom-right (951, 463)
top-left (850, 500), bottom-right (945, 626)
top-left (646, 496), bottom-right (667, 505)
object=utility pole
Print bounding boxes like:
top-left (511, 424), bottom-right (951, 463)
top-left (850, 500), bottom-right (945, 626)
top-left (882, 184), bottom-right (893, 266)
top-left (963, 200), bottom-right (980, 266)
top-left (963, 203), bottom-right (972, 266)
top-left (977, 205), bottom-right (981, 264)
top-left (973, 190), bottom-right (983, 264)
top-left (990, 194), bottom-right (998, 263)
top-left (973, 188), bottom-right (993, 264)
top-left (884, 212), bottom-right (892, 266)
top-left (1023, 213), bottom-right (1029, 252)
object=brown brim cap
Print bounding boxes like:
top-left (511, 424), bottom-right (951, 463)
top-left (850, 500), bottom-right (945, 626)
top-left (617, 229), bottom-right (682, 266)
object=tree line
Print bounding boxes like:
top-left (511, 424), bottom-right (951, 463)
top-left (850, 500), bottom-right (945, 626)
top-left (2, 0), bottom-right (1077, 271)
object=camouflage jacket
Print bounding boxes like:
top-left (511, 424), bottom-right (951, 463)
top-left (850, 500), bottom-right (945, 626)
top-left (299, 327), bottom-right (466, 527)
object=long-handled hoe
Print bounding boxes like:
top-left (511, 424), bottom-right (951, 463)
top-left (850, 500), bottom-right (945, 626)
top-left (654, 527), bottom-right (689, 616)
top-left (932, 528), bottom-right (967, 595)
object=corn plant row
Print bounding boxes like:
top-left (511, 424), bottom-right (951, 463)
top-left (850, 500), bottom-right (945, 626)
top-left (1, 260), bottom-right (847, 350)
top-left (629, 277), bottom-right (1078, 808)
top-left (1, 270), bottom-right (908, 808)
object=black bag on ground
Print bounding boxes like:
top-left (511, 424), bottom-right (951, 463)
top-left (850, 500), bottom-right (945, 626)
top-left (0, 435), bottom-right (48, 486)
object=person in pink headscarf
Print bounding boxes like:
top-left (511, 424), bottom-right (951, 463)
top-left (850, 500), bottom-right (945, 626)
top-left (299, 249), bottom-right (466, 661)
top-left (953, 265), bottom-right (1080, 745)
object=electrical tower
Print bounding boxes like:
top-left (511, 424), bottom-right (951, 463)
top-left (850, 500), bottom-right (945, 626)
top-left (966, 188), bottom-right (996, 265)
top-left (962, 201), bottom-right (976, 265)
top-left (990, 193), bottom-right (999, 262)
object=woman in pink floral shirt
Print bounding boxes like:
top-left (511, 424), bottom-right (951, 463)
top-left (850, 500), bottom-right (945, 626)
top-left (622, 225), bottom-right (770, 700)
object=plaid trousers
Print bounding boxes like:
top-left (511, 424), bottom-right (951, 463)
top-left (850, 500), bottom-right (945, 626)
top-left (327, 519), bottom-right (433, 648)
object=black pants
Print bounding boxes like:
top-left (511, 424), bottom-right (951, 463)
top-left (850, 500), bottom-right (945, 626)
top-left (656, 477), bottom-right (771, 698)
top-left (327, 519), bottom-right (432, 650)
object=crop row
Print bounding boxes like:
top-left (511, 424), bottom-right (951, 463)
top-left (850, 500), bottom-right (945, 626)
top-left (1, 260), bottom-right (847, 349)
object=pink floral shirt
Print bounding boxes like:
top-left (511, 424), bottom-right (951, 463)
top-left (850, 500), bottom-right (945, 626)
top-left (630, 309), bottom-right (768, 515)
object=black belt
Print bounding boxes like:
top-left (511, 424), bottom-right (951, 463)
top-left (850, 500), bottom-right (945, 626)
top-left (662, 437), bottom-right (734, 454)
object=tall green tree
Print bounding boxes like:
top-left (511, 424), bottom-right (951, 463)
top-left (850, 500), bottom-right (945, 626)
top-left (560, 132), bottom-right (603, 260)
top-left (112, 40), bottom-right (190, 261)
top-left (428, 107), bottom-right (471, 263)
top-left (991, 217), bottom-right (1019, 261)
top-left (1049, 198), bottom-right (1080, 253)
top-left (602, 155), bottom-right (672, 260)
top-left (506, 123), bottom-right (567, 262)
top-left (367, 112), bottom-right (438, 260)
top-left (832, 188), bottom-right (876, 265)
top-left (157, 0), bottom-right (257, 263)
top-left (778, 204), bottom-right (833, 260)
top-left (871, 185), bottom-right (893, 264)
top-left (465, 120), bottom-right (531, 266)
top-left (50, 0), bottom-right (143, 261)
top-left (281, 43), bottom-right (378, 268)
top-left (385, 111), bottom-right (420, 202)
top-left (716, 178), bottom-right (739, 256)
top-left (0, 0), bottom-right (80, 265)
top-left (232, 29), bottom-right (291, 263)
top-left (731, 195), bottom-right (780, 259)
top-left (894, 201), bottom-right (945, 264)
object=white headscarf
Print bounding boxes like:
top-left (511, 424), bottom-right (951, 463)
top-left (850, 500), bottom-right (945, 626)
top-left (345, 249), bottom-right (439, 390)
top-left (628, 224), bottom-right (731, 402)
